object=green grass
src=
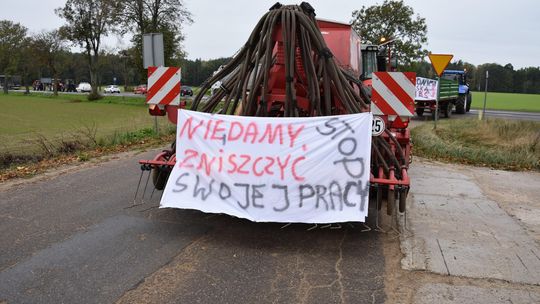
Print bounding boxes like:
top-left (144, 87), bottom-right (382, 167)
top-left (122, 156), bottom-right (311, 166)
top-left (0, 93), bottom-right (172, 156)
top-left (471, 91), bottom-right (540, 112)
top-left (412, 118), bottom-right (540, 171)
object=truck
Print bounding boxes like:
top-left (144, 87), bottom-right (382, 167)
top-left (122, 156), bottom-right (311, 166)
top-left (415, 69), bottom-right (471, 119)
top-left (138, 3), bottom-right (415, 217)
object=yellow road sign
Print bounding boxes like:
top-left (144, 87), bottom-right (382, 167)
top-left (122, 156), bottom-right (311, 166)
top-left (428, 53), bottom-right (453, 77)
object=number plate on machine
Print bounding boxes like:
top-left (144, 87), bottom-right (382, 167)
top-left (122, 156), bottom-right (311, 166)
top-left (372, 116), bottom-right (385, 136)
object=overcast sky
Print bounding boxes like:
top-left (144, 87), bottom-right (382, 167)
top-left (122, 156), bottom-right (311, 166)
top-left (1, 0), bottom-right (539, 68)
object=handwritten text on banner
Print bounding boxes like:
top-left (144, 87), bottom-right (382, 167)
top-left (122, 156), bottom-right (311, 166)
top-left (415, 77), bottom-right (438, 101)
top-left (160, 110), bottom-right (373, 223)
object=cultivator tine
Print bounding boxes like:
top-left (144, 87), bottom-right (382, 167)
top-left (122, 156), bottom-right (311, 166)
top-left (361, 223), bottom-right (371, 232)
top-left (280, 223), bottom-right (292, 229)
top-left (330, 224), bottom-right (342, 230)
top-left (132, 168), bottom-right (144, 204)
top-left (140, 166), bottom-right (152, 203)
top-left (374, 195), bottom-right (386, 233)
top-left (149, 166), bottom-right (163, 200)
top-left (307, 224), bottom-right (318, 231)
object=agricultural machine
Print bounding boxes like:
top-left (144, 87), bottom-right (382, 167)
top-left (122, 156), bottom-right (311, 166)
top-left (415, 69), bottom-right (471, 119)
top-left (139, 3), bottom-right (414, 218)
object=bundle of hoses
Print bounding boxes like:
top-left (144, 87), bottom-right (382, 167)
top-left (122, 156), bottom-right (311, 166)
top-left (190, 2), bottom-right (408, 175)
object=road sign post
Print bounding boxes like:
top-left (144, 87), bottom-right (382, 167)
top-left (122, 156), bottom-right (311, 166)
top-left (428, 53), bottom-right (453, 129)
top-left (143, 33), bottom-right (165, 133)
top-left (434, 76), bottom-right (440, 129)
top-left (143, 33), bottom-right (164, 68)
top-left (482, 70), bottom-right (489, 120)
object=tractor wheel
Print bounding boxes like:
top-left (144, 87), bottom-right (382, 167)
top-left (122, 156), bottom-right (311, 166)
top-left (152, 166), bottom-right (171, 190)
top-left (455, 95), bottom-right (466, 114)
top-left (443, 102), bottom-right (453, 118)
top-left (387, 188), bottom-right (395, 215)
top-left (399, 188), bottom-right (408, 213)
top-left (416, 107), bottom-right (424, 117)
top-left (466, 92), bottom-right (472, 112)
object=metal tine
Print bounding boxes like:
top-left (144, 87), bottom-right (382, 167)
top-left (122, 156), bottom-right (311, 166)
top-left (280, 223), bottom-right (292, 229)
top-left (320, 224), bottom-right (332, 229)
top-left (388, 202), bottom-right (402, 239)
top-left (307, 224), bottom-right (318, 231)
top-left (140, 165), bottom-right (152, 204)
top-left (132, 168), bottom-right (144, 204)
top-left (330, 223), bottom-right (342, 229)
top-left (361, 223), bottom-right (371, 232)
top-left (150, 166), bottom-right (162, 199)
top-left (374, 198), bottom-right (387, 233)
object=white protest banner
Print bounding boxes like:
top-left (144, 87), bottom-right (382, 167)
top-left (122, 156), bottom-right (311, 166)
top-left (160, 110), bottom-right (372, 223)
top-left (415, 77), bottom-right (438, 100)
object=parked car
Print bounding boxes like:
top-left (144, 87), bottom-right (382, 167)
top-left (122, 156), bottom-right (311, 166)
top-left (133, 85), bottom-right (147, 94)
top-left (181, 85), bottom-right (193, 96)
top-left (104, 85), bottom-right (121, 94)
top-left (76, 82), bottom-right (92, 93)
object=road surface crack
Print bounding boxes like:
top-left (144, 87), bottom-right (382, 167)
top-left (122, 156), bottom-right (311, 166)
top-left (436, 238), bottom-right (450, 275)
top-left (334, 231), bottom-right (347, 304)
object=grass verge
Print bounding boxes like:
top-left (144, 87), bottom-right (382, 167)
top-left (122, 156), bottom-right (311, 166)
top-left (471, 91), bottom-right (540, 112)
top-left (0, 126), bottom-right (176, 182)
top-left (411, 118), bottom-right (540, 171)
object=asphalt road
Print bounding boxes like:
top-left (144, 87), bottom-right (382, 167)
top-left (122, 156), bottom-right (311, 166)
top-left (466, 109), bottom-right (540, 121)
top-left (412, 109), bottom-right (540, 123)
top-left (0, 151), bottom-right (386, 304)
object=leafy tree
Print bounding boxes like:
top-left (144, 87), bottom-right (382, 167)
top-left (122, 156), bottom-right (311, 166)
top-left (120, 0), bottom-right (193, 81)
top-left (351, 0), bottom-right (428, 65)
top-left (56, 0), bottom-right (122, 99)
top-left (0, 20), bottom-right (28, 93)
top-left (31, 30), bottom-right (67, 95)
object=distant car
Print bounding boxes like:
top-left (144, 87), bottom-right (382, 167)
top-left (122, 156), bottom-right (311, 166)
top-left (133, 85), bottom-right (147, 94)
top-left (76, 82), bottom-right (92, 93)
top-left (104, 85), bottom-right (121, 94)
top-left (181, 85), bottom-right (193, 96)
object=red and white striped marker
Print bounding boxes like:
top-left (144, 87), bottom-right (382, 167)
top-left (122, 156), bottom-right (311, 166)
top-left (146, 66), bottom-right (181, 106)
top-left (371, 72), bottom-right (416, 120)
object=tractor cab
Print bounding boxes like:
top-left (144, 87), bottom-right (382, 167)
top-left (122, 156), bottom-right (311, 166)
top-left (361, 45), bottom-right (379, 81)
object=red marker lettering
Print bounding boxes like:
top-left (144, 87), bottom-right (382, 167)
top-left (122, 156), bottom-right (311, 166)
top-left (292, 156), bottom-right (306, 181)
top-left (227, 154), bottom-right (238, 174)
top-left (258, 123), bottom-right (283, 145)
top-left (228, 122), bottom-right (244, 141)
top-left (276, 154), bottom-right (291, 180)
top-left (243, 122), bottom-right (259, 143)
top-left (252, 157), bottom-right (264, 177)
top-left (178, 149), bottom-right (198, 168)
top-left (211, 120), bottom-right (225, 140)
top-left (237, 154), bottom-right (251, 174)
top-left (287, 124), bottom-right (304, 147)
top-left (178, 117), bottom-right (203, 139)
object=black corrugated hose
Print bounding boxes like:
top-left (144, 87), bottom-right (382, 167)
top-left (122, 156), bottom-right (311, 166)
top-left (190, 2), bottom-right (407, 176)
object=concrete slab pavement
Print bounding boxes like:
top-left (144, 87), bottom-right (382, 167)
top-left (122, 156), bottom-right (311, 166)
top-left (402, 160), bottom-right (540, 285)
top-left (414, 283), bottom-right (540, 304)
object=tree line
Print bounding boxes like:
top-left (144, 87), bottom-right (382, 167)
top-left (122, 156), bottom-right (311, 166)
top-left (1, 0), bottom-right (192, 99)
top-left (404, 60), bottom-right (540, 94)
top-left (1, 0), bottom-right (538, 98)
